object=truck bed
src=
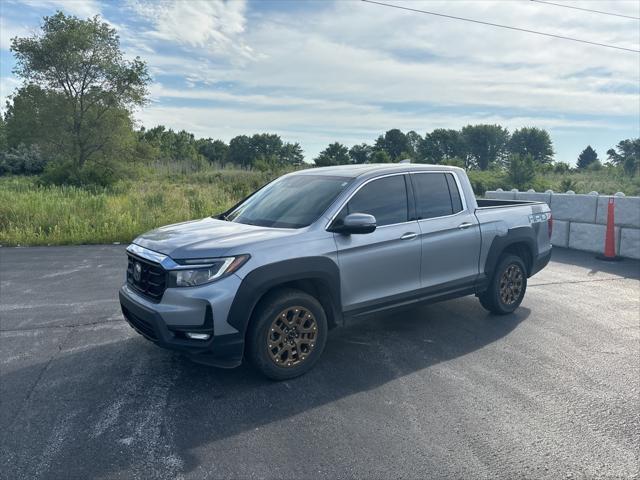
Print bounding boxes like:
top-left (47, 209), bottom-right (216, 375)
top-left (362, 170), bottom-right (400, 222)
top-left (476, 198), bottom-right (544, 209)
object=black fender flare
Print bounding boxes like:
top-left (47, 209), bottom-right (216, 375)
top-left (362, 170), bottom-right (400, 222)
top-left (483, 226), bottom-right (539, 280)
top-left (227, 256), bottom-right (342, 336)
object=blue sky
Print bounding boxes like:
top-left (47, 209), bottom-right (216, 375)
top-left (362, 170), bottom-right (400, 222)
top-left (1, 0), bottom-right (639, 164)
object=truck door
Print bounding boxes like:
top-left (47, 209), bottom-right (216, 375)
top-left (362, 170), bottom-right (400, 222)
top-left (410, 172), bottom-right (481, 289)
top-left (333, 174), bottom-right (421, 312)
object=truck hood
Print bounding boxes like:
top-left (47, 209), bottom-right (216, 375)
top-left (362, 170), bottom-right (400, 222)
top-left (133, 217), bottom-right (297, 259)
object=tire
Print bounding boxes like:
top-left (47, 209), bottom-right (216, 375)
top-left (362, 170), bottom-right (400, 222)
top-left (479, 254), bottom-right (527, 315)
top-left (246, 288), bottom-right (328, 380)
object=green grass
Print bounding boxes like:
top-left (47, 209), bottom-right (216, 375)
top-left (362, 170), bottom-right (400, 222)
top-left (1, 165), bottom-right (638, 246)
top-left (0, 167), bottom-right (279, 246)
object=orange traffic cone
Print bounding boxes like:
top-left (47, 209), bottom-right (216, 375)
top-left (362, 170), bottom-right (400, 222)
top-left (597, 197), bottom-right (621, 261)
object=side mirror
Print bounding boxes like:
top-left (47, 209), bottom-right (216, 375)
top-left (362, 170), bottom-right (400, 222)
top-left (330, 213), bottom-right (377, 234)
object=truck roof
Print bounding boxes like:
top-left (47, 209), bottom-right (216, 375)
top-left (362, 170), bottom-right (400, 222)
top-left (292, 163), bottom-right (463, 178)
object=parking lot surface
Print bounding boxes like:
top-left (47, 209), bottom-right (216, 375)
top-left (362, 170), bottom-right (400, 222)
top-left (1, 245), bottom-right (638, 479)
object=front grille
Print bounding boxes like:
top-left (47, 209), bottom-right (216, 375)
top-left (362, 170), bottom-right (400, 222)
top-left (122, 306), bottom-right (158, 340)
top-left (127, 253), bottom-right (167, 302)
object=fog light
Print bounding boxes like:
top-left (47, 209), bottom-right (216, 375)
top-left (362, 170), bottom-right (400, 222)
top-left (185, 332), bottom-right (211, 340)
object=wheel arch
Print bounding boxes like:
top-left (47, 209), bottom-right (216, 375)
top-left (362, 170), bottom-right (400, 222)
top-left (227, 257), bottom-right (342, 340)
top-left (484, 227), bottom-right (538, 278)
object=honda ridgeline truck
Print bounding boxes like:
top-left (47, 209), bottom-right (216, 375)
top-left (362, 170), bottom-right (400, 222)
top-left (120, 164), bottom-right (552, 380)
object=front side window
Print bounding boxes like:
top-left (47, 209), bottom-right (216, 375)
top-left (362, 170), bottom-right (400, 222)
top-left (226, 175), bottom-right (352, 228)
top-left (340, 175), bottom-right (408, 226)
top-left (412, 173), bottom-right (463, 219)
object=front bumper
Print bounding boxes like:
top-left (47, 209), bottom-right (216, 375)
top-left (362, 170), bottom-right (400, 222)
top-left (119, 285), bottom-right (244, 368)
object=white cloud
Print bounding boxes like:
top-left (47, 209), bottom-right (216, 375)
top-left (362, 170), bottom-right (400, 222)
top-left (128, 0), bottom-right (253, 59)
top-left (17, 0), bottom-right (102, 17)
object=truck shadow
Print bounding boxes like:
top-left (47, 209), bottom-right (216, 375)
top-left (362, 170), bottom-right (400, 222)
top-left (2, 299), bottom-right (529, 478)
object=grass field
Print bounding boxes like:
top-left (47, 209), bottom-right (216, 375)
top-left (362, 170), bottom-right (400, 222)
top-left (0, 167), bottom-right (277, 246)
top-left (0, 165), bottom-right (638, 246)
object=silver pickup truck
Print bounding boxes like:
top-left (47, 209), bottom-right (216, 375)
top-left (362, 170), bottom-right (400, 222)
top-left (119, 164), bottom-right (552, 379)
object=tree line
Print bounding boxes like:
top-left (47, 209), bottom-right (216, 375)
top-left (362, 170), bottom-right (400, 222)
top-left (0, 11), bottom-right (637, 186)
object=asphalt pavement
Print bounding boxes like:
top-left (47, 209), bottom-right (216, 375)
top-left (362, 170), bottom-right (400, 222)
top-left (1, 245), bottom-right (638, 479)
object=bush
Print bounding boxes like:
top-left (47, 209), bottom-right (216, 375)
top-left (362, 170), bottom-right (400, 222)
top-left (506, 154), bottom-right (536, 190)
top-left (40, 156), bottom-right (133, 188)
top-left (0, 144), bottom-right (47, 175)
top-left (559, 177), bottom-right (578, 192)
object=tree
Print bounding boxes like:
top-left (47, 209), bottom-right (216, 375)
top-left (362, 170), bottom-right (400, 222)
top-left (197, 138), bottom-right (228, 165)
top-left (280, 142), bottom-right (304, 165)
top-left (461, 124), bottom-right (510, 170)
top-left (349, 143), bottom-right (373, 164)
top-left (370, 149), bottom-right (391, 163)
top-left (507, 154), bottom-right (536, 190)
top-left (577, 145), bottom-right (599, 169)
top-left (250, 133), bottom-right (283, 161)
top-left (508, 127), bottom-right (554, 164)
top-left (10, 11), bottom-right (149, 172)
top-left (607, 138), bottom-right (639, 176)
top-left (314, 142), bottom-right (350, 166)
top-left (405, 130), bottom-right (422, 160)
top-left (375, 129), bottom-right (410, 161)
top-left (228, 135), bottom-right (253, 167)
top-left (419, 128), bottom-right (465, 164)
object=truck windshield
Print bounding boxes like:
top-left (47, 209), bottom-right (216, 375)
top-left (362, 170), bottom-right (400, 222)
top-left (225, 175), bottom-right (352, 229)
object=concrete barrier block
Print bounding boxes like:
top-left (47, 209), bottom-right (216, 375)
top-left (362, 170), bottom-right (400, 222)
top-left (568, 222), bottom-right (620, 254)
top-left (550, 194), bottom-right (597, 223)
top-left (485, 190), bottom-right (516, 200)
top-left (515, 191), bottom-right (551, 204)
top-left (551, 220), bottom-right (569, 247)
top-left (595, 196), bottom-right (640, 228)
top-left (620, 228), bottom-right (640, 259)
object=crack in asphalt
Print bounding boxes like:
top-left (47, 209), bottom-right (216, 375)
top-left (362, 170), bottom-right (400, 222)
top-left (0, 318), bottom-right (124, 333)
top-left (529, 277), bottom-right (635, 287)
top-left (6, 327), bottom-right (75, 432)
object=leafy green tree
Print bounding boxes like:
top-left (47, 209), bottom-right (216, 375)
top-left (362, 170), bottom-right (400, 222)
top-left (280, 142), bottom-right (304, 165)
top-left (419, 129), bottom-right (465, 164)
top-left (228, 135), bottom-right (253, 167)
top-left (4, 84), bottom-right (65, 150)
top-left (10, 11), bottom-right (149, 173)
top-left (349, 143), bottom-right (373, 164)
top-left (370, 149), bottom-right (392, 163)
top-left (508, 127), bottom-right (554, 164)
top-left (375, 129), bottom-right (409, 161)
top-left (405, 130), bottom-right (423, 160)
top-left (250, 133), bottom-right (283, 161)
top-left (461, 124), bottom-right (510, 170)
top-left (577, 145), bottom-right (599, 170)
top-left (197, 138), bottom-right (228, 165)
top-left (507, 154), bottom-right (536, 190)
top-left (607, 138), bottom-right (639, 176)
top-left (314, 142), bottom-right (350, 166)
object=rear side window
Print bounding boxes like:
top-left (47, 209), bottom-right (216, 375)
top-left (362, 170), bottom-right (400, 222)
top-left (446, 174), bottom-right (463, 213)
top-left (343, 175), bottom-right (408, 226)
top-left (412, 173), bottom-right (463, 219)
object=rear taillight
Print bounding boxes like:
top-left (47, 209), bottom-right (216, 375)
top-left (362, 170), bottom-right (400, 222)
top-left (548, 213), bottom-right (553, 239)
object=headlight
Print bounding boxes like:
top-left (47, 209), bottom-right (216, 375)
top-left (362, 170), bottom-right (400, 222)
top-left (167, 255), bottom-right (250, 287)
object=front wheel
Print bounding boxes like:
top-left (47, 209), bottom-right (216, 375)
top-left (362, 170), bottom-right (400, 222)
top-left (479, 254), bottom-right (527, 315)
top-left (247, 288), bottom-right (328, 380)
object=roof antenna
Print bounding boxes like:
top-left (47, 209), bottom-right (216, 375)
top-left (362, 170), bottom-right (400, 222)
top-left (399, 158), bottom-right (412, 164)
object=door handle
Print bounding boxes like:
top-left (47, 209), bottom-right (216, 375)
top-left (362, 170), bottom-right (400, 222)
top-left (458, 222), bottom-right (474, 229)
top-left (400, 232), bottom-right (418, 240)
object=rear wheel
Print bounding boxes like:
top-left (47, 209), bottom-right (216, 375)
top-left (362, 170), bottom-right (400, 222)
top-left (479, 254), bottom-right (527, 315)
top-left (247, 288), bottom-right (328, 380)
